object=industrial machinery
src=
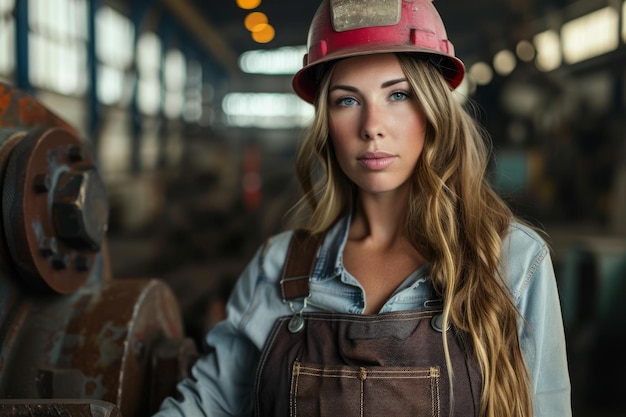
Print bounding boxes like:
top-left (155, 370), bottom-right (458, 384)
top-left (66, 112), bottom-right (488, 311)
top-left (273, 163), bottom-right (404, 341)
top-left (0, 83), bottom-right (197, 417)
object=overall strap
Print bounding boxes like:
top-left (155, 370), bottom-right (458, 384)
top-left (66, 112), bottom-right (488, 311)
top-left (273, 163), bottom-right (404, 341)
top-left (280, 229), bottom-right (324, 301)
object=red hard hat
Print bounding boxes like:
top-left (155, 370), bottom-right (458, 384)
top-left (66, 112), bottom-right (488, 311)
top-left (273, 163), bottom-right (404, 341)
top-left (292, 0), bottom-right (465, 104)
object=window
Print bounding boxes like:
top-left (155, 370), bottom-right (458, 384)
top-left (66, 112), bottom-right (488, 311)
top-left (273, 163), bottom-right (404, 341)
top-left (28, 0), bottom-right (87, 95)
top-left (0, 0), bottom-right (14, 78)
top-left (96, 5), bottom-right (134, 106)
top-left (164, 48), bottom-right (185, 119)
top-left (136, 31), bottom-right (162, 116)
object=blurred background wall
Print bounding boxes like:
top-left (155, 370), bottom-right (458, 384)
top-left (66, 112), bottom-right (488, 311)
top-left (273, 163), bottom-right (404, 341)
top-left (0, 0), bottom-right (623, 415)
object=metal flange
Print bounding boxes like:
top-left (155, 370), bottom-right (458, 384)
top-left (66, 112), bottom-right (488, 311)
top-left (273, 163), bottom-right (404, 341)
top-left (2, 126), bottom-right (109, 294)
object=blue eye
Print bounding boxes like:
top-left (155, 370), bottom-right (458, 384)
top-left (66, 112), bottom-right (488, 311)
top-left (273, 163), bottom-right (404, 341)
top-left (390, 91), bottom-right (410, 101)
top-left (336, 96), bottom-right (358, 106)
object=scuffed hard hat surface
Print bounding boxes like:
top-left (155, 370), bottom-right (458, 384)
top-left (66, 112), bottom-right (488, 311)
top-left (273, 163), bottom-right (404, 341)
top-left (330, 0), bottom-right (401, 32)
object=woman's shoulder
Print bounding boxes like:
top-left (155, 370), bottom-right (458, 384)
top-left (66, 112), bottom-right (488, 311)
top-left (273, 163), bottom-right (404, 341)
top-left (500, 220), bottom-right (552, 302)
top-left (262, 229), bottom-right (296, 255)
top-left (502, 220), bottom-right (550, 258)
top-left (255, 229), bottom-right (296, 282)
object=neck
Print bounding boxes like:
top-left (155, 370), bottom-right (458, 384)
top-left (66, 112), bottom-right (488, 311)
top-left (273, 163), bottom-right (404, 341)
top-left (349, 185), bottom-right (411, 248)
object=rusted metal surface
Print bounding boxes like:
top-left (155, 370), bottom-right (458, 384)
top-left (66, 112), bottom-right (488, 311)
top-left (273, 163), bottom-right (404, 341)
top-left (0, 263), bottom-right (198, 416)
top-left (0, 84), bottom-right (75, 133)
top-left (2, 127), bottom-right (107, 294)
top-left (0, 82), bottom-right (198, 416)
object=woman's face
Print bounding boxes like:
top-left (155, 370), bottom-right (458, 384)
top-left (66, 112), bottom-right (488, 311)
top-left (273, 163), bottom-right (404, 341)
top-left (327, 53), bottom-right (427, 197)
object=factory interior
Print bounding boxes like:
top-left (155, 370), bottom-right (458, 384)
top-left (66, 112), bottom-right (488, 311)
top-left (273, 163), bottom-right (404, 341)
top-left (0, 0), bottom-right (625, 415)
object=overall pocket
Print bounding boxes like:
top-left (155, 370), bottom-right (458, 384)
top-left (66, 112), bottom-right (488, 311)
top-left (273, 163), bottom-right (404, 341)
top-left (290, 361), bottom-right (440, 417)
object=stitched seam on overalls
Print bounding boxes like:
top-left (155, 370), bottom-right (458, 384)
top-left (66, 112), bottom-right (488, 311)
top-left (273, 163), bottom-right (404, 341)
top-left (291, 361), bottom-right (301, 417)
top-left (432, 366), bottom-right (440, 417)
top-left (296, 367), bottom-right (360, 377)
top-left (361, 369), bottom-right (434, 378)
top-left (301, 311), bottom-right (438, 325)
top-left (296, 365), bottom-right (434, 378)
top-left (293, 365), bottom-right (438, 416)
top-left (254, 317), bottom-right (288, 414)
top-left (360, 367), bottom-right (365, 417)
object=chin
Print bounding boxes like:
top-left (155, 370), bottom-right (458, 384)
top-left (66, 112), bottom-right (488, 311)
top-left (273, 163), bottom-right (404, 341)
top-left (356, 182), bottom-right (407, 195)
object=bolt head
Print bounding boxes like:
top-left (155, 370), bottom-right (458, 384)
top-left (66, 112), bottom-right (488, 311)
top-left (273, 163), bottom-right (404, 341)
top-left (52, 169), bottom-right (109, 251)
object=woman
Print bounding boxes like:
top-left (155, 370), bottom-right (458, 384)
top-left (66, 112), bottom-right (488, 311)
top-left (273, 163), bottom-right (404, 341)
top-left (154, 1), bottom-right (571, 416)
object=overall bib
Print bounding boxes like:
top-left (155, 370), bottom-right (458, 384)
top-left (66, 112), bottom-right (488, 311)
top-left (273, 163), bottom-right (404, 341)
top-left (254, 231), bottom-right (482, 417)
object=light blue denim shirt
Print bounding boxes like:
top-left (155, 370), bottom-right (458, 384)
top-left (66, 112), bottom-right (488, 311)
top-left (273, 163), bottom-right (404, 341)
top-left (155, 215), bottom-right (572, 417)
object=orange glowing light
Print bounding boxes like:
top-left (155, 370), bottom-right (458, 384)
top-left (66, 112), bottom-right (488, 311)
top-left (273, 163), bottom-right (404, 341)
top-left (252, 24), bottom-right (275, 43)
top-left (237, 0), bottom-right (262, 10)
top-left (245, 12), bottom-right (268, 32)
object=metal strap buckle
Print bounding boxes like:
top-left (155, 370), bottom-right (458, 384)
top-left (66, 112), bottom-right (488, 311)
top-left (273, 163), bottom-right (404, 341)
top-left (287, 296), bottom-right (309, 333)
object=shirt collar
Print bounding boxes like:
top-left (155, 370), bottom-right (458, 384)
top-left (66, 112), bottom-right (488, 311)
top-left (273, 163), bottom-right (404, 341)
top-left (311, 213), bottom-right (352, 280)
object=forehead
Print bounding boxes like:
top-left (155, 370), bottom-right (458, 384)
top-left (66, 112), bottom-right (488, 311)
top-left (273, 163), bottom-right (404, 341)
top-left (330, 53), bottom-right (405, 84)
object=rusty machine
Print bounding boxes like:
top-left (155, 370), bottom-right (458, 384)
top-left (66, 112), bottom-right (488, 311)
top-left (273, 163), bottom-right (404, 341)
top-left (0, 83), bottom-right (197, 416)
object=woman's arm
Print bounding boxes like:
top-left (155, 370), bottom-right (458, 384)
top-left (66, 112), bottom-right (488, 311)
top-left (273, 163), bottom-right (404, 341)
top-left (153, 230), bottom-right (295, 417)
top-left (153, 245), bottom-right (266, 417)
top-left (507, 225), bottom-right (572, 417)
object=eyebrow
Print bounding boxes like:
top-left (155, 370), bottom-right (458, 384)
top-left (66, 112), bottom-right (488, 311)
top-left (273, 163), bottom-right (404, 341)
top-left (329, 78), bottom-right (409, 93)
top-left (382, 78), bottom-right (409, 88)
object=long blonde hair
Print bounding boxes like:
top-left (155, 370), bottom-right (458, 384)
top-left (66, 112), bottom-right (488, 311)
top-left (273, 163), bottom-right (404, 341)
top-left (291, 53), bottom-right (533, 417)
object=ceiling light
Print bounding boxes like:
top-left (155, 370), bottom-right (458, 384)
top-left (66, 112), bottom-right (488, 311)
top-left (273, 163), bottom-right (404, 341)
top-left (251, 24), bottom-right (275, 43)
top-left (244, 12), bottom-right (268, 32)
top-left (222, 92), bottom-right (313, 129)
top-left (237, 0), bottom-right (262, 10)
top-left (239, 45), bottom-right (307, 74)
top-left (493, 49), bottom-right (516, 76)
top-left (469, 61), bottom-right (493, 86)
top-left (533, 30), bottom-right (561, 72)
top-left (562, 6), bottom-right (619, 64)
top-left (516, 40), bottom-right (535, 62)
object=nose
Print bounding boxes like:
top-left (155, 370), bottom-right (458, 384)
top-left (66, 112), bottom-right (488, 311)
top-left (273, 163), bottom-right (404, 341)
top-left (360, 103), bottom-right (385, 140)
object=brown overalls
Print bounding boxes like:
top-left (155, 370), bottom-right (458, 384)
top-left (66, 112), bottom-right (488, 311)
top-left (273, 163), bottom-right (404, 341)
top-left (254, 231), bottom-right (482, 416)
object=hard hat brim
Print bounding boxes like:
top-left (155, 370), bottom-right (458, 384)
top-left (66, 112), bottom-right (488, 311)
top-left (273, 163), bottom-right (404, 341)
top-left (292, 43), bottom-right (465, 104)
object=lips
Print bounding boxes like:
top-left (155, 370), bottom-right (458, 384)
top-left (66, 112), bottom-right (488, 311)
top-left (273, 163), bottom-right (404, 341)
top-left (357, 151), bottom-right (397, 170)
